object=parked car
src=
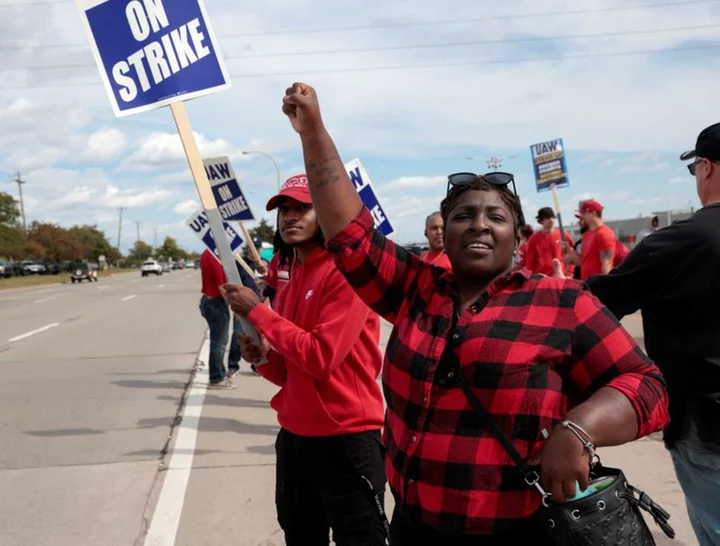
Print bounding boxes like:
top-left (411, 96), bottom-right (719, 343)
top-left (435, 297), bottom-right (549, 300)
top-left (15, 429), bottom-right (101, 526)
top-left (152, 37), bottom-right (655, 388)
top-left (0, 259), bottom-right (13, 278)
top-left (11, 263), bottom-right (26, 276)
top-left (47, 263), bottom-right (62, 275)
top-left (22, 260), bottom-right (47, 275)
top-left (70, 262), bottom-right (98, 283)
top-left (141, 260), bottom-right (163, 277)
top-left (172, 262), bottom-right (182, 270)
top-left (160, 262), bottom-right (171, 273)
top-left (194, 259), bottom-right (201, 269)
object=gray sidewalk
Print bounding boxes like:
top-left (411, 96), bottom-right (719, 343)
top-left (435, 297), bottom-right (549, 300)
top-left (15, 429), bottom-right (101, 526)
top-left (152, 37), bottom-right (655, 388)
top-left (168, 317), bottom-right (695, 546)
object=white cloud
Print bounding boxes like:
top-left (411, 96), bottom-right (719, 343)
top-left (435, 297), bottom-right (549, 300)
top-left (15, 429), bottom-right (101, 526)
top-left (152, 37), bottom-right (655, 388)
top-left (81, 127), bottom-right (127, 162)
top-left (104, 185), bottom-right (174, 208)
top-left (173, 199), bottom-right (199, 216)
top-left (381, 176), bottom-right (446, 194)
top-left (669, 176), bottom-right (687, 184)
top-left (123, 131), bottom-right (258, 170)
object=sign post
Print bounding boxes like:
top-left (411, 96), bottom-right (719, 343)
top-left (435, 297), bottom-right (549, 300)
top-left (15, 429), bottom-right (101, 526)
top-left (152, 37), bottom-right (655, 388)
top-left (203, 156), bottom-right (264, 269)
top-left (75, 0), bottom-right (263, 349)
top-left (530, 138), bottom-right (570, 240)
top-left (344, 159), bottom-right (395, 237)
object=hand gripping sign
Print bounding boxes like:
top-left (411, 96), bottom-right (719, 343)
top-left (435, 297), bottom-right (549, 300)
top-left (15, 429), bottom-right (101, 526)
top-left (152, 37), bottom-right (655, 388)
top-left (75, 0), bottom-right (263, 353)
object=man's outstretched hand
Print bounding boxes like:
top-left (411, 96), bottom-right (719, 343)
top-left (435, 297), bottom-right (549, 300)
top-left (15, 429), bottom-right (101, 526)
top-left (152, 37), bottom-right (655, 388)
top-left (282, 82), bottom-right (324, 135)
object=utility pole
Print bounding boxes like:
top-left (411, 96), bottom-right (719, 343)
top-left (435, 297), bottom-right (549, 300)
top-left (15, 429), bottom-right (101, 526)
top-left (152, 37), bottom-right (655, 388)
top-left (154, 227), bottom-right (158, 249)
top-left (117, 207), bottom-right (126, 253)
top-left (10, 171), bottom-right (27, 233)
top-left (136, 221), bottom-right (140, 245)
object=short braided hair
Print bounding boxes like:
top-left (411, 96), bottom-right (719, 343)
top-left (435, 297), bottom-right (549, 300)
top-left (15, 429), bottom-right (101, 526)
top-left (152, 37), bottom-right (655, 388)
top-left (440, 177), bottom-right (525, 231)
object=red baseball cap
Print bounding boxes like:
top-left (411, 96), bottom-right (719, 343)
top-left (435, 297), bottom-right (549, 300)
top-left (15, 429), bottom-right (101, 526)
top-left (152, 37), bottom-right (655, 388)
top-left (579, 200), bottom-right (604, 214)
top-left (266, 174), bottom-right (312, 211)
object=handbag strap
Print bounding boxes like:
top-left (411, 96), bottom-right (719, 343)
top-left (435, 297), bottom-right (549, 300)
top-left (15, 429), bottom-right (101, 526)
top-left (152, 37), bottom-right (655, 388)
top-left (457, 372), bottom-right (549, 499)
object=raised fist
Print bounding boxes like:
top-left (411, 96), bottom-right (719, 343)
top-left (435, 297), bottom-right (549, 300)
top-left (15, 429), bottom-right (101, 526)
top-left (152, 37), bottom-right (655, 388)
top-left (282, 82), bottom-right (324, 135)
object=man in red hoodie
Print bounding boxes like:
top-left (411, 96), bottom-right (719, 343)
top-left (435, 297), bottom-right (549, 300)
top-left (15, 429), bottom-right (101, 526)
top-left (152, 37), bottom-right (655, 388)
top-left (223, 174), bottom-right (388, 546)
top-left (524, 207), bottom-right (574, 277)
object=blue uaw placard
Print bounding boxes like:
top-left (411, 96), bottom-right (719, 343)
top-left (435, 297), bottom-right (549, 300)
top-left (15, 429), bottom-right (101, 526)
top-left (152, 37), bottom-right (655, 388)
top-left (76, 0), bottom-right (231, 117)
top-left (344, 159), bottom-right (394, 237)
top-left (185, 208), bottom-right (243, 260)
top-left (530, 138), bottom-right (570, 193)
top-left (203, 156), bottom-right (255, 222)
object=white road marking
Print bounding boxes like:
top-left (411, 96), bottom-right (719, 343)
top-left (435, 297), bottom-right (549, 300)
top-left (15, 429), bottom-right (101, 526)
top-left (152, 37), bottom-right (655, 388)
top-left (121, 295), bottom-right (137, 302)
top-left (143, 335), bottom-right (210, 546)
top-left (34, 296), bottom-right (56, 304)
top-left (9, 323), bottom-right (59, 343)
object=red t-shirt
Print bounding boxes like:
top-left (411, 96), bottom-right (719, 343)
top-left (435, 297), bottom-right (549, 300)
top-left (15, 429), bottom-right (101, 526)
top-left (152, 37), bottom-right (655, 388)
top-left (581, 224), bottom-right (616, 280)
top-left (248, 248), bottom-right (384, 437)
top-left (200, 249), bottom-right (227, 298)
top-left (420, 249), bottom-right (452, 270)
top-left (524, 229), bottom-right (575, 277)
top-left (614, 241), bottom-right (630, 267)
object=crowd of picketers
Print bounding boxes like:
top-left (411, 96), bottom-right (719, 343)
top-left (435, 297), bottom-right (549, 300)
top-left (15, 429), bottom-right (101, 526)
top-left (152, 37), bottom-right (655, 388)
top-left (198, 82), bottom-right (720, 546)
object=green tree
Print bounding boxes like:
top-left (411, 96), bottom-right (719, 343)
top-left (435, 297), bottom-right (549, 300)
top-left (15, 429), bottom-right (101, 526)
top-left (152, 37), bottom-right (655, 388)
top-left (69, 225), bottom-right (119, 263)
top-left (157, 236), bottom-right (183, 261)
top-left (0, 191), bottom-right (21, 227)
top-left (129, 240), bottom-right (153, 262)
top-left (27, 222), bottom-right (87, 262)
top-left (249, 218), bottom-right (275, 243)
top-left (0, 225), bottom-right (25, 260)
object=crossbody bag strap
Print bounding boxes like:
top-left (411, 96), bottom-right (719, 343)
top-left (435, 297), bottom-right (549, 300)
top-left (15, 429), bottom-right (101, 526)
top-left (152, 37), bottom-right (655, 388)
top-left (457, 372), bottom-right (547, 498)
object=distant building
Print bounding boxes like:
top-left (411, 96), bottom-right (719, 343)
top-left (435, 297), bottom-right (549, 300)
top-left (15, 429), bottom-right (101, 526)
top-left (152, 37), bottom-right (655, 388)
top-left (565, 208), bottom-right (696, 247)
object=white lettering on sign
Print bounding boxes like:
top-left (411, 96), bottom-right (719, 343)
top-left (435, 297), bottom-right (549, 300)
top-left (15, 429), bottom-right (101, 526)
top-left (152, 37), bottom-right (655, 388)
top-left (371, 205), bottom-right (386, 227)
top-left (112, 0), bottom-right (210, 103)
top-left (218, 196), bottom-right (249, 220)
top-left (218, 185), bottom-right (233, 201)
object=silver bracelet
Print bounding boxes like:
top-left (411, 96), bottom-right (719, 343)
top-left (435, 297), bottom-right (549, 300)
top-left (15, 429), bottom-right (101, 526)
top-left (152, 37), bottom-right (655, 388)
top-left (561, 420), bottom-right (600, 467)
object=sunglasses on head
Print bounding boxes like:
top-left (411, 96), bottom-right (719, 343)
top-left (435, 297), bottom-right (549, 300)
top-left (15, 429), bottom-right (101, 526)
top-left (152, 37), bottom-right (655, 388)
top-left (447, 171), bottom-right (517, 197)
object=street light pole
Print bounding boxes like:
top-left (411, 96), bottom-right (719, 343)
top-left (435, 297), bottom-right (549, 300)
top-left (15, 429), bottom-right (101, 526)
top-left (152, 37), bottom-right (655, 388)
top-left (242, 150), bottom-right (281, 190)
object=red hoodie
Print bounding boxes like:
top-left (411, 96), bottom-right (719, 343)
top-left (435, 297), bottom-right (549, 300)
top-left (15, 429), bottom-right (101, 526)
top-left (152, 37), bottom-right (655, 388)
top-left (248, 247), bottom-right (384, 437)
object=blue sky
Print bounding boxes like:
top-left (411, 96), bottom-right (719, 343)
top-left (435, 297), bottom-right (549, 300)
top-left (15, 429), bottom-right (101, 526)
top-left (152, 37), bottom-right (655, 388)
top-left (0, 0), bottom-right (718, 252)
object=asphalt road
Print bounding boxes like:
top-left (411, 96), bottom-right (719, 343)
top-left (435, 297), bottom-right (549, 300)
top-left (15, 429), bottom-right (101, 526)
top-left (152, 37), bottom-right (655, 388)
top-left (0, 270), bottom-right (206, 546)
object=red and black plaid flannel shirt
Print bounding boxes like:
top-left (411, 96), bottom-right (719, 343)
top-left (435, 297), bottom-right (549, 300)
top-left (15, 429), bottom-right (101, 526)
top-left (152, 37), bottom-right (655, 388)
top-left (327, 208), bottom-right (669, 536)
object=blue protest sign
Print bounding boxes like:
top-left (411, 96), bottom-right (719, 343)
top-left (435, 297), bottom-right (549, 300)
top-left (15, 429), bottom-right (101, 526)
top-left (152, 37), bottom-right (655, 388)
top-left (344, 159), bottom-right (394, 237)
top-left (530, 138), bottom-right (570, 193)
top-left (76, 0), bottom-right (231, 117)
top-left (203, 156), bottom-right (255, 222)
top-left (185, 208), bottom-right (243, 259)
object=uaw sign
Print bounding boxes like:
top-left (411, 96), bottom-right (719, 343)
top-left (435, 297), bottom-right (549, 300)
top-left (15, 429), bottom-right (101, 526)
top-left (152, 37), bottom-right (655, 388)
top-left (185, 209), bottom-right (243, 259)
top-left (75, 0), bottom-right (231, 117)
top-left (530, 138), bottom-right (570, 193)
top-left (203, 156), bottom-right (255, 222)
top-left (344, 159), bottom-right (394, 237)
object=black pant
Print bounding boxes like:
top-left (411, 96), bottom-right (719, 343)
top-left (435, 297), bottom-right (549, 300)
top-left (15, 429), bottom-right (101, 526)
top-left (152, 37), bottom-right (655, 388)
top-left (275, 428), bottom-right (388, 546)
top-left (390, 506), bottom-right (554, 546)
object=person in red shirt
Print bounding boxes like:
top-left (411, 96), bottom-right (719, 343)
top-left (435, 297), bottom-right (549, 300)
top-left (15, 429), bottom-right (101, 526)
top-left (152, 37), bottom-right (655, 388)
top-left (514, 224), bottom-right (534, 267)
top-left (199, 249), bottom-right (261, 389)
top-left (419, 212), bottom-right (452, 270)
top-left (278, 83), bottom-right (670, 544)
top-left (565, 200), bottom-right (617, 280)
top-left (222, 175), bottom-right (387, 545)
top-left (614, 240), bottom-right (630, 267)
top-left (524, 207), bottom-right (575, 277)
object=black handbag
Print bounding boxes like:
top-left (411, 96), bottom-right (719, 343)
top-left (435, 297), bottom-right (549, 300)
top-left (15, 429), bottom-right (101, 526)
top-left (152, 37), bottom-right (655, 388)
top-left (457, 373), bottom-right (676, 545)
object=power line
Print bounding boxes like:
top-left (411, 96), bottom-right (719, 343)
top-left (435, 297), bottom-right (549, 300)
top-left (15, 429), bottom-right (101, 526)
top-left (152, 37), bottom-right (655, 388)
top-left (1, 43), bottom-right (718, 91)
top-left (0, 0), bottom-right (716, 43)
top-left (2, 23), bottom-right (717, 72)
